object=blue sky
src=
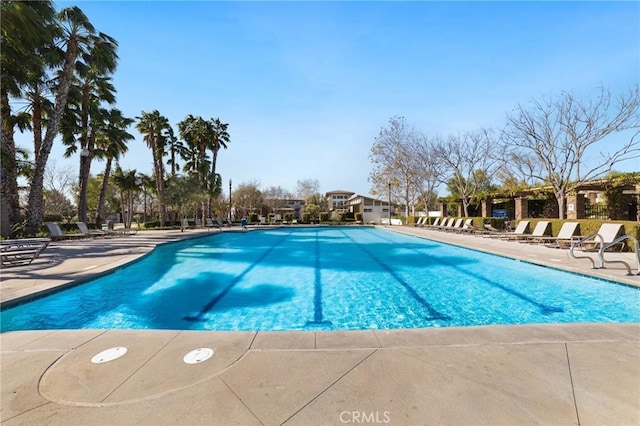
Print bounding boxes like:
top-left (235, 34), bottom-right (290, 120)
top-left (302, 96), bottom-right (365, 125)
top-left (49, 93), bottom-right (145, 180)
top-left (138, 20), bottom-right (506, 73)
top-left (38, 1), bottom-right (640, 196)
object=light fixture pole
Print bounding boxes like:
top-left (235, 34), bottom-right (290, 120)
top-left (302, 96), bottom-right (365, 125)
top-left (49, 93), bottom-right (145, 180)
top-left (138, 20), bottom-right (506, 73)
top-left (228, 179), bottom-right (232, 223)
top-left (79, 148), bottom-right (90, 223)
top-left (388, 180), bottom-right (391, 225)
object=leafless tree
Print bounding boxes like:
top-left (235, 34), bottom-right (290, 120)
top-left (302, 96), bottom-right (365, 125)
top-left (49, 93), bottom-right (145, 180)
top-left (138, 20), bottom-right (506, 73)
top-left (295, 179), bottom-right (320, 201)
top-left (369, 116), bottom-right (424, 216)
top-left (44, 160), bottom-right (75, 200)
top-left (413, 134), bottom-right (445, 213)
top-left (434, 129), bottom-right (502, 217)
top-left (263, 185), bottom-right (292, 211)
top-left (503, 85), bottom-right (640, 219)
top-left (495, 151), bottom-right (545, 194)
top-left (232, 180), bottom-right (264, 218)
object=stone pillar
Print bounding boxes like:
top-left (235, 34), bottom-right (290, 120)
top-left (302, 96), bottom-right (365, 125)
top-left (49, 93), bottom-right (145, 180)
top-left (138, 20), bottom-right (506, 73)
top-left (566, 193), bottom-right (586, 220)
top-left (636, 184), bottom-right (640, 222)
top-left (438, 202), bottom-right (446, 218)
top-left (514, 197), bottom-right (529, 220)
top-left (457, 201), bottom-right (464, 217)
top-left (481, 198), bottom-right (492, 218)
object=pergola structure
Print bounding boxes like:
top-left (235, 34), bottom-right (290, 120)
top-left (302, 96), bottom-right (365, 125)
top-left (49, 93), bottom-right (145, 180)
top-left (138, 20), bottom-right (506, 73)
top-left (439, 176), bottom-right (640, 221)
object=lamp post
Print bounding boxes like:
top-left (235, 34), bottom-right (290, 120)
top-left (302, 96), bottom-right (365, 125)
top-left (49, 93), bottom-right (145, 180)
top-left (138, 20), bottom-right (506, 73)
top-left (228, 179), bottom-right (232, 223)
top-left (79, 148), bottom-right (90, 223)
top-left (388, 180), bottom-right (391, 225)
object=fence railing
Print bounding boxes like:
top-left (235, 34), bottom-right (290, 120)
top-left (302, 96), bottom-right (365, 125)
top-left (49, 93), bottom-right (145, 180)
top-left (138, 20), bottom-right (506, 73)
top-left (585, 204), bottom-right (609, 220)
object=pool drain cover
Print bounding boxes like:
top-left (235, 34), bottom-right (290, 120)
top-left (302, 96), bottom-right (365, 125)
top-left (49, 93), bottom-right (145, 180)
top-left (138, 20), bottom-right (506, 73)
top-left (183, 348), bottom-right (214, 364)
top-left (91, 347), bottom-right (128, 364)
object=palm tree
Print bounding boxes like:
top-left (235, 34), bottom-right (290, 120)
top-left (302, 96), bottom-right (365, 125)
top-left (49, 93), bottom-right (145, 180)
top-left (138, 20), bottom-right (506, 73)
top-left (112, 167), bottom-right (139, 229)
top-left (138, 173), bottom-right (156, 224)
top-left (177, 115), bottom-right (230, 220)
top-left (25, 6), bottom-right (101, 235)
top-left (1, 0), bottom-right (57, 236)
top-left (94, 108), bottom-right (134, 227)
top-left (136, 110), bottom-right (170, 226)
top-left (165, 126), bottom-right (183, 177)
top-left (209, 117), bottom-right (230, 178)
top-left (59, 30), bottom-right (118, 224)
top-left (177, 115), bottom-right (211, 181)
top-left (178, 115), bottom-right (212, 222)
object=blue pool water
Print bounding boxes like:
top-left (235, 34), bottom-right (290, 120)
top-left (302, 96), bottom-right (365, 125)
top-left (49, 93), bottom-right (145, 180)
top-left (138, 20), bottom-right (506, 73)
top-left (1, 227), bottom-right (639, 332)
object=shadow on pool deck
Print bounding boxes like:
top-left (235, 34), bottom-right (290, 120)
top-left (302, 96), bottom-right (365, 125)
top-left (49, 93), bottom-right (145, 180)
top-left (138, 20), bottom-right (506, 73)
top-left (1, 226), bottom-right (638, 425)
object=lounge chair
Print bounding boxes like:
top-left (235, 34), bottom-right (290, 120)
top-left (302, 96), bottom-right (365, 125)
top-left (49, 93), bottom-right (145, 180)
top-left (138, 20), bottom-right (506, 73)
top-left (454, 220), bottom-right (492, 235)
top-left (206, 218), bottom-right (219, 229)
top-left (435, 218), bottom-right (455, 230)
top-left (443, 218), bottom-right (464, 232)
top-left (504, 221), bottom-right (551, 242)
top-left (455, 218), bottom-right (476, 233)
top-left (116, 227), bottom-right (138, 235)
top-left (0, 238), bottom-right (51, 266)
top-left (76, 222), bottom-right (110, 238)
top-left (485, 220), bottom-right (530, 239)
top-left (46, 222), bottom-right (85, 240)
top-left (1, 247), bottom-right (43, 266)
top-left (575, 223), bottom-right (625, 252)
top-left (414, 217), bottom-right (425, 227)
top-left (536, 222), bottom-right (581, 248)
top-left (422, 217), bottom-right (441, 228)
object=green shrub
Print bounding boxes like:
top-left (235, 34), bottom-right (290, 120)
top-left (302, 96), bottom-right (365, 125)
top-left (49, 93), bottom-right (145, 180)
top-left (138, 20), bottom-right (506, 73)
top-left (43, 214), bottom-right (65, 223)
top-left (481, 217), bottom-right (508, 230)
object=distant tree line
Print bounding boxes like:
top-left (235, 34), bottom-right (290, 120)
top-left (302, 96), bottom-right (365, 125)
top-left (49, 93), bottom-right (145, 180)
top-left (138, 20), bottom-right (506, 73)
top-left (369, 86), bottom-right (640, 219)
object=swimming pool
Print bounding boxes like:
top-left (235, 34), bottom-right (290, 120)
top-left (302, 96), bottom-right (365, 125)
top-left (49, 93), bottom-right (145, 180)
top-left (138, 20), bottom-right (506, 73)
top-left (1, 227), bottom-right (639, 332)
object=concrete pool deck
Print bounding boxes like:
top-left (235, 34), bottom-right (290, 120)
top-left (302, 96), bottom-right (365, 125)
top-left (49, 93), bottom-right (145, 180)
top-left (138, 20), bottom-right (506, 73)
top-left (1, 225), bottom-right (639, 425)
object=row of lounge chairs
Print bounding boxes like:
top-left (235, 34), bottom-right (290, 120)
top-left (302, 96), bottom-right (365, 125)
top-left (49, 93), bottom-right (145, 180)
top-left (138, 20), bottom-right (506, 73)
top-left (1, 222), bottom-right (137, 267)
top-left (419, 217), bottom-right (627, 251)
top-left (46, 222), bottom-right (138, 240)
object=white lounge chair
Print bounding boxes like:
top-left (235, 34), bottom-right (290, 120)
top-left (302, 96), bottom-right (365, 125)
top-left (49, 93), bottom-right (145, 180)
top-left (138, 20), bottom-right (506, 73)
top-left (537, 222), bottom-right (581, 247)
top-left (46, 222), bottom-right (85, 240)
top-left (444, 218), bottom-right (464, 232)
top-left (486, 220), bottom-right (530, 239)
top-left (505, 221), bottom-right (551, 241)
top-left (76, 222), bottom-right (109, 238)
top-left (422, 217), bottom-right (441, 228)
top-left (576, 223), bottom-right (625, 252)
top-left (435, 218), bottom-right (455, 230)
top-left (455, 218), bottom-right (476, 233)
